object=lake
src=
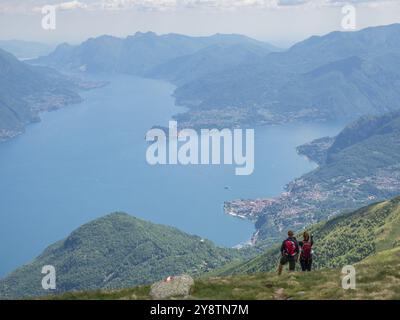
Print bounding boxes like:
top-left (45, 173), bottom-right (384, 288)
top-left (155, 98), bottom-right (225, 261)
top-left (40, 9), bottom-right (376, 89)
top-left (0, 75), bottom-right (344, 277)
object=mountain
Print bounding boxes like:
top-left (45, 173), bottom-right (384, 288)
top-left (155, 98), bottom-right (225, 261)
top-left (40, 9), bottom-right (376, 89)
top-left (0, 40), bottom-right (54, 59)
top-left (225, 111), bottom-right (400, 245)
top-left (172, 24), bottom-right (400, 128)
top-left (0, 48), bottom-right (86, 141)
top-left (221, 196), bottom-right (400, 276)
top-left (32, 32), bottom-right (277, 76)
top-left (0, 212), bottom-right (255, 299)
top-left (146, 42), bottom-right (274, 86)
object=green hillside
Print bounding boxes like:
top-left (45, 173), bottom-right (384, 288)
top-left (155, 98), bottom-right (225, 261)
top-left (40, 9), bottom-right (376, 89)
top-left (0, 48), bottom-right (82, 140)
top-left (47, 246), bottom-right (400, 300)
top-left (219, 196), bottom-right (400, 276)
top-left (0, 213), bottom-right (254, 299)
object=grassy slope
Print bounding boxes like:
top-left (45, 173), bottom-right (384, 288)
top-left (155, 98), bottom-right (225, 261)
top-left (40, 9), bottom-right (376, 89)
top-left (48, 246), bottom-right (400, 300)
top-left (217, 196), bottom-right (400, 277)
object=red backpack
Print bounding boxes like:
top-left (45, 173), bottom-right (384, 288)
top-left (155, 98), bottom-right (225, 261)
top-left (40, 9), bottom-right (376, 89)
top-left (283, 239), bottom-right (297, 256)
top-left (301, 241), bottom-right (312, 260)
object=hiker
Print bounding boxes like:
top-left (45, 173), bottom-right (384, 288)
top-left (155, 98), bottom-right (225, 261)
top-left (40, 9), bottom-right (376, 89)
top-left (299, 231), bottom-right (313, 272)
top-left (278, 230), bottom-right (299, 275)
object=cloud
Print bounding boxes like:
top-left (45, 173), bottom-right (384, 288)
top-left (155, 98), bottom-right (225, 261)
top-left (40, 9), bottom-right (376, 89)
top-left (0, 0), bottom-right (398, 14)
top-left (87, 0), bottom-right (400, 11)
top-left (57, 1), bottom-right (88, 10)
top-left (278, 0), bottom-right (307, 5)
top-left (29, 1), bottom-right (87, 14)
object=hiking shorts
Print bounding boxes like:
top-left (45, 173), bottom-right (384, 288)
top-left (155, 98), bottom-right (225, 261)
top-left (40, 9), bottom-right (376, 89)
top-left (280, 255), bottom-right (296, 271)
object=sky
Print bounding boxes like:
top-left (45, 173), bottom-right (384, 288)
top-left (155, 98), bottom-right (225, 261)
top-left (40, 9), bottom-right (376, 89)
top-left (0, 0), bottom-right (399, 47)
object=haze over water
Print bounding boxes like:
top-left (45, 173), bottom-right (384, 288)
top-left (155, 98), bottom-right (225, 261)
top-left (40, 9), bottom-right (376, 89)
top-left (0, 75), bottom-right (343, 277)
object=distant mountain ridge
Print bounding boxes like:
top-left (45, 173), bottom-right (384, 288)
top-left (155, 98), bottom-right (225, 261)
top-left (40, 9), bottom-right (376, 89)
top-left (32, 32), bottom-right (278, 76)
top-left (172, 23), bottom-right (400, 127)
top-left (0, 212), bottom-right (255, 299)
top-left (33, 25), bottom-right (400, 127)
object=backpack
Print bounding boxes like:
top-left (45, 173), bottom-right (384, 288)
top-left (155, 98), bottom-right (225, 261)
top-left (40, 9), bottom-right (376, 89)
top-left (301, 241), bottom-right (312, 260)
top-left (283, 239), bottom-right (297, 256)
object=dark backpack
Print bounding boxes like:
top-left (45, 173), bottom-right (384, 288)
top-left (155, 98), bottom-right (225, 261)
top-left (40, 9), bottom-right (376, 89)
top-left (283, 239), bottom-right (297, 256)
top-left (301, 241), bottom-right (312, 260)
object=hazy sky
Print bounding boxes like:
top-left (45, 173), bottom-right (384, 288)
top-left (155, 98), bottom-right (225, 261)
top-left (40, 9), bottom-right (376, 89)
top-left (0, 0), bottom-right (399, 46)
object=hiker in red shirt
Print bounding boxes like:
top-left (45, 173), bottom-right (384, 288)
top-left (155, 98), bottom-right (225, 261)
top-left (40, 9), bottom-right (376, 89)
top-left (299, 231), bottom-right (314, 272)
top-left (278, 230), bottom-right (299, 275)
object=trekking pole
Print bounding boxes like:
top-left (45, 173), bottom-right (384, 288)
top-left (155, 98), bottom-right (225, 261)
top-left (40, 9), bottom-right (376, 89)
top-left (276, 254), bottom-right (283, 274)
top-left (275, 255), bottom-right (280, 271)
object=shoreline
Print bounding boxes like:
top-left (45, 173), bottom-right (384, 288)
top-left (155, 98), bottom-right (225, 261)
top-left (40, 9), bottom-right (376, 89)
top-left (0, 79), bottom-right (108, 144)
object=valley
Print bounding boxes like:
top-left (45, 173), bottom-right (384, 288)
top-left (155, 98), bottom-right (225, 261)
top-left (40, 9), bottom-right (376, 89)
top-left (1, 22), bottom-right (400, 301)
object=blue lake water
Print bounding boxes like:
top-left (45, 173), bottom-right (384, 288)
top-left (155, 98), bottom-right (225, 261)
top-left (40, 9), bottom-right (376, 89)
top-left (0, 75), bottom-right (344, 277)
